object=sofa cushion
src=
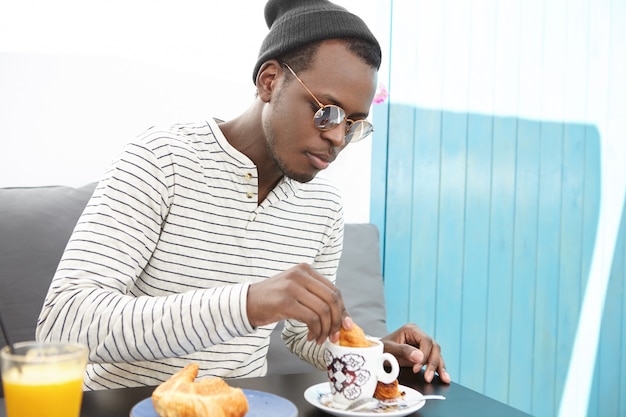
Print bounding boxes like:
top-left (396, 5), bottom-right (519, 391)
top-left (334, 223), bottom-right (387, 337)
top-left (0, 183), bottom-right (97, 345)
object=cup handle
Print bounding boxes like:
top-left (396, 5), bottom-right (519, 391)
top-left (378, 352), bottom-right (400, 384)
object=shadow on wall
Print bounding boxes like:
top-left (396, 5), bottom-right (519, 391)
top-left (370, 104), bottom-right (624, 417)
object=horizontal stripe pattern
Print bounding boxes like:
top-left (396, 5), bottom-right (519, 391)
top-left (36, 119), bottom-right (344, 389)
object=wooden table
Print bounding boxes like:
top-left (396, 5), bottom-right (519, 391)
top-left (1, 368), bottom-right (532, 416)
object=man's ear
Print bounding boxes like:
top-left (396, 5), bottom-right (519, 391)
top-left (256, 60), bottom-right (281, 103)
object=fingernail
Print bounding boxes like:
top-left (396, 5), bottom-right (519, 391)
top-left (410, 350), bottom-right (424, 362)
top-left (425, 370), bottom-right (434, 382)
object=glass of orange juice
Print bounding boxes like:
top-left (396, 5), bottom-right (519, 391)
top-left (1, 341), bottom-right (88, 417)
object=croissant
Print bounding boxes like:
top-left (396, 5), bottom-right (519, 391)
top-left (152, 364), bottom-right (248, 417)
top-left (338, 322), bottom-right (370, 347)
top-left (374, 379), bottom-right (405, 400)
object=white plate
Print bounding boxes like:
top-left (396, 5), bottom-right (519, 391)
top-left (130, 389), bottom-right (297, 417)
top-left (303, 382), bottom-right (426, 417)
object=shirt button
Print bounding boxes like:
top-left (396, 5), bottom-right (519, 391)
top-left (245, 173), bottom-right (253, 180)
top-left (246, 191), bottom-right (254, 199)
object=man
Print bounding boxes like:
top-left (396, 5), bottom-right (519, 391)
top-left (36, 0), bottom-right (450, 389)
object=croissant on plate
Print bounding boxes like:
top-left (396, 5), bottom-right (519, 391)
top-left (151, 364), bottom-right (248, 417)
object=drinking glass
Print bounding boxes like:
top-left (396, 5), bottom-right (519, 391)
top-left (1, 341), bottom-right (88, 417)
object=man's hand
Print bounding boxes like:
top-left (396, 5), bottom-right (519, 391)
top-left (246, 263), bottom-right (349, 344)
top-left (382, 323), bottom-right (451, 384)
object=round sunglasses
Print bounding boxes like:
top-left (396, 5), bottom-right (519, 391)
top-left (283, 64), bottom-right (374, 144)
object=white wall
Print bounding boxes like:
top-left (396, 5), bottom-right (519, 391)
top-left (0, 0), bottom-right (386, 223)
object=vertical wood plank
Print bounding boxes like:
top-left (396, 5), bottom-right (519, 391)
top-left (508, 119), bottom-right (540, 411)
top-left (569, 125), bottom-right (603, 417)
top-left (516, 0), bottom-right (544, 118)
top-left (562, 0), bottom-right (589, 122)
top-left (492, 0), bottom-right (521, 115)
top-left (534, 5), bottom-right (569, 405)
top-left (489, 17), bottom-right (521, 397)
top-left (434, 111), bottom-right (467, 373)
top-left (410, 0), bottom-right (446, 109)
top-left (513, 35), bottom-right (545, 375)
top-left (440, 0), bottom-right (471, 110)
top-left (581, 125), bottom-right (601, 294)
top-left (383, 105), bottom-right (416, 330)
top-left (467, 0), bottom-right (497, 114)
top-left (408, 108), bottom-right (442, 336)
top-left (458, 113), bottom-right (493, 391)
top-left (371, 101), bottom-right (390, 263)
top-left (539, 0), bottom-right (568, 121)
top-left (555, 124), bottom-right (586, 405)
top-left (484, 116), bottom-right (517, 401)
top-left (531, 122), bottom-right (563, 417)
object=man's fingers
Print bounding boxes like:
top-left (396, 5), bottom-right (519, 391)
top-left (303, 278), bottom-right (345, 342)
top-left (247, 263), bottom-right (347, 344)
top-left (422, 343), bottom-right (449, 383)
top-left (381, 324), bottom-right (450, 384)
top-left (283, 264), bottom-right (347, 343)
top-left (295, 294), bottom-right (332, 343)
top-left (424, 361), bottom-right (450, 383)
top-left (382, 341), bottom-right (423, 367)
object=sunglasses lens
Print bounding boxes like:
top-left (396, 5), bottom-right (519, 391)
top-left (345, 121), bottom-right (374, 143)
top-left (314, 106), bottom-right (345, 130)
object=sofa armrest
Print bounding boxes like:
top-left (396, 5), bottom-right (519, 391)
top-left (0, 184), bottom-right (97, 345)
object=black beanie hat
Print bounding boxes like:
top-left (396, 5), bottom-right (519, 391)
top-left (252, 0), bottom-right (382, 83)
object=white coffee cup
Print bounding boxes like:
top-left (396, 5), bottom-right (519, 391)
top-left (324, 336), bottom-right (400, 404)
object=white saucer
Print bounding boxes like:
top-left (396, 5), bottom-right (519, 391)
top-left (303, 382), bottom-right (426, 417)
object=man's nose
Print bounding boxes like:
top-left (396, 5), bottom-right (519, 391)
top-left (322, 123), bottom-right (347, 147)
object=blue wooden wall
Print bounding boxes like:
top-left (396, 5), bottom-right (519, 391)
top-left (369, 104), bottom-right (626, 417)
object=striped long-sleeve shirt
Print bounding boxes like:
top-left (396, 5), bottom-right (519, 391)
top-left (35, 118), bottom-right (344, 390)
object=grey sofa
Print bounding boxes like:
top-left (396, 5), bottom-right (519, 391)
top-left (0, 183), bottom-right (388, 386)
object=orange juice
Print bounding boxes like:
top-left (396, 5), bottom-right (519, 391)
top-left (1, 342), bottom-right (88, 417)
top-left (3, 371), bottom-right (83, 417)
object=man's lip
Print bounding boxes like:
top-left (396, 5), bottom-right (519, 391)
top-left (307, 152), bottom-right (333, 170)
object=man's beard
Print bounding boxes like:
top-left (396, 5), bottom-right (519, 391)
top-left (263, 121), bottom-right (316, 184)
